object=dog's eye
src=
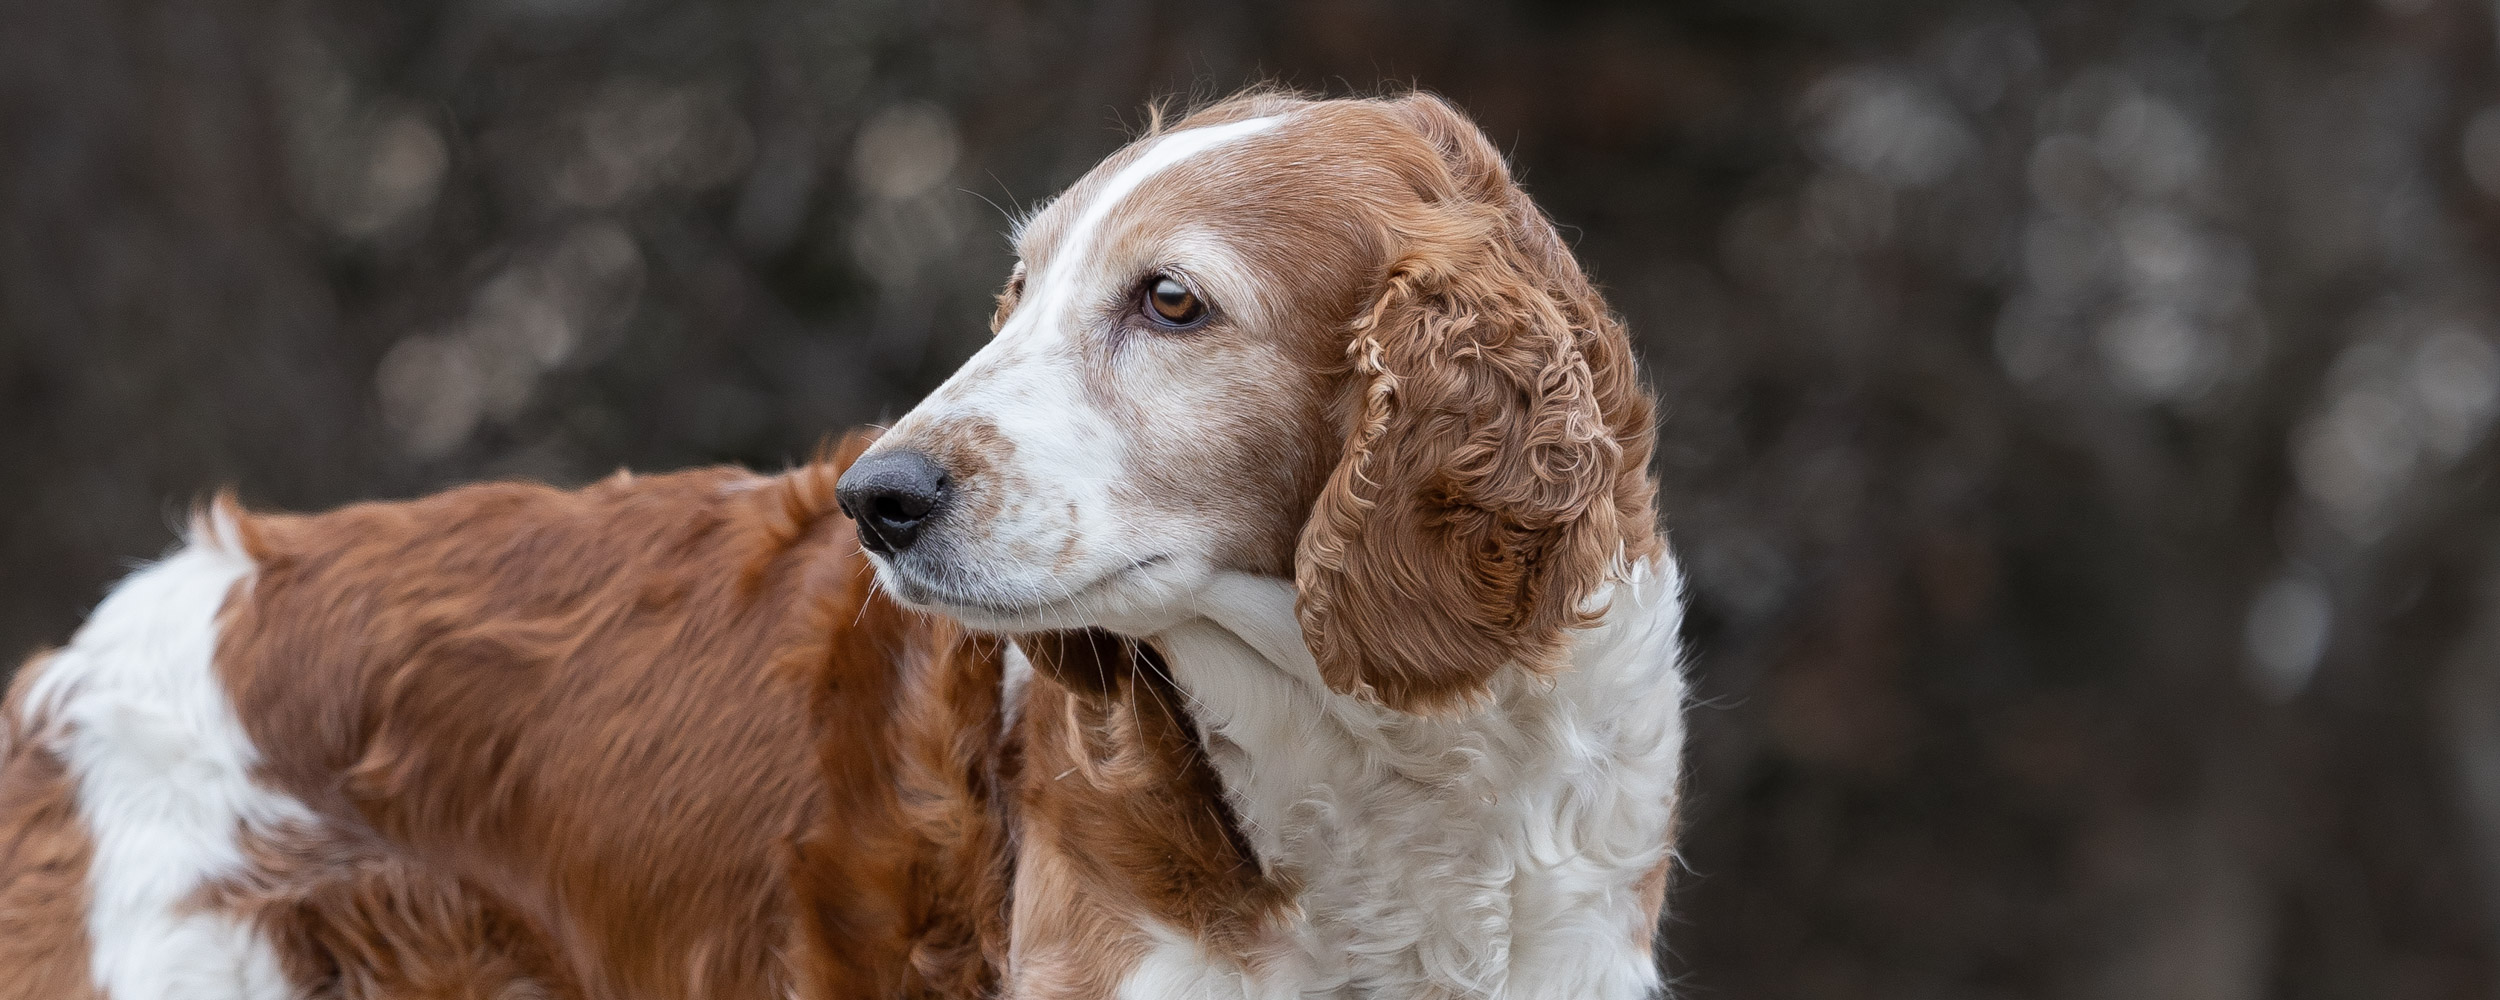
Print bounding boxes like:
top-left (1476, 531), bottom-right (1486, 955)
top-left (1143, 276), bottom-right (1207, 327)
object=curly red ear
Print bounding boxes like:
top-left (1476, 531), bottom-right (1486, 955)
top-left (1292, 94), bottom-right (1657, 715)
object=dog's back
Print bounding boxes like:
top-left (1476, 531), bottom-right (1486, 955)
top-left (0, 440), bottom-right (1011, 999)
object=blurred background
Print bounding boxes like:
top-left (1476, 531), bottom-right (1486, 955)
top-left (3, 0), bottom-right (2498, 995)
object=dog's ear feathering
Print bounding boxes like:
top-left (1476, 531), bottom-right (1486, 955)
top-left (1292, 93), bottom-right (1655, 716)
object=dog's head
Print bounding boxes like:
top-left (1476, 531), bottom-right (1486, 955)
top-left (839, 92), bottom-right (1658, 713)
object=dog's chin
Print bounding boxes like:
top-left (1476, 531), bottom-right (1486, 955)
top-left (866, 551), bottom-right (1210, 638)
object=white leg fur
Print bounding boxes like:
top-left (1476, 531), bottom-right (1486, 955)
top-left (20, 525), bottom-right (312, 999)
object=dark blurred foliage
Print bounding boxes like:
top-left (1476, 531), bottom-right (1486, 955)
top-left (6, 0), bottom-right (2500, 995)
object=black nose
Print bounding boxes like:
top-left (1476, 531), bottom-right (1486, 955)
top-left (835, 449), bottom-right (953, 556)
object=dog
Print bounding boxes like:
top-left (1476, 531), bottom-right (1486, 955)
top-left (837, 89), bottom-right (1688, 999)
top-left (0, 435), bottom-right (1015, 999)
top-left (0, 87), bottom-right (1687, 1000)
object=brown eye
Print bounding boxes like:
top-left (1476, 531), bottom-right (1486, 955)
top-left (1144, 276), bottom-right (1206, 327)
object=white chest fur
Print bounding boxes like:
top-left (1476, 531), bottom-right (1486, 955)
top-left (1135, 558), bottom-right (1687, 1000)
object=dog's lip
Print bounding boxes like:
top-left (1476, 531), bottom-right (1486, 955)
top-left (883, 554), bottom-right (1171, 619)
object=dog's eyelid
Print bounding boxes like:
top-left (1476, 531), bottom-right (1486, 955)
top-left (1138, 270), bottom-right (1212, 329)
top-left (1142, 266), bottom-right (1216, 302)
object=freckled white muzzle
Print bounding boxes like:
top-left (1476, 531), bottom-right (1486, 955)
top-left (833, 116), bottom-right (1285, 637)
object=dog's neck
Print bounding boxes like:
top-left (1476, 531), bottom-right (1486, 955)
top-left (1138, 559), bottom-right (1687, 999)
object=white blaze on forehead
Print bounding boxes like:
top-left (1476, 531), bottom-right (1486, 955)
top-left (1009, 114), bottom-right (1282, 337)
top-left (909, 113), bottom-right (1286, 408)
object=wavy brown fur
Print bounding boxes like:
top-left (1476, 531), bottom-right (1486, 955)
top-left (0, 433), bottom-right (1013, 998)
top-left (1287, 93), bottom-right (1662, 714)
top-left (1007, 630), bottom-right (1292, 997)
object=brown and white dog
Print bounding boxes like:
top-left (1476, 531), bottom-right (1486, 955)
top-left (0, 436), bottom-right (1018, 999)
top-left (838, 90), bottom-right (1687, 998)
top-left (0, 88), bottom-right (1684, 1000)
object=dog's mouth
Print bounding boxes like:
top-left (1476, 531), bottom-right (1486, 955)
top-left (873, 554), bottom-right (1174, 625)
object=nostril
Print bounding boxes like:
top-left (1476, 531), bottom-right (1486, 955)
top-left (871, 493), bottom-right (932, 525)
